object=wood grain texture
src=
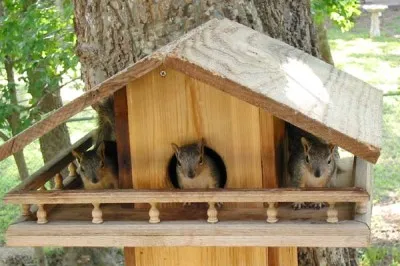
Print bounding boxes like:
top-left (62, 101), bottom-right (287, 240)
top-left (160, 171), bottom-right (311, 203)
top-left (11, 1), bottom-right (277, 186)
top-left (6, 220), bottom-right (370, 247)
top-left (268, 247), bottom-right (298, 266)
top-left (353, 157), bottom-right (373, 229)
top-left (259, 112), bottom-right (296, 265)
top-left (260, 111), bottom-right (285, 189)
top-left (0, 19), bottom-right (381, 164)
top-left (165, 19), bottom-right (382, 163)
top-left (127, 67), bottom-right (263, 209)
top-left (126, 66), bottom-right (264, 266)
top-left (4, 188), bottom-right (370, 205)
top-left (8, 132), bottom-right (92, 193)
top-left (114, 88), bottom-right (133, 189)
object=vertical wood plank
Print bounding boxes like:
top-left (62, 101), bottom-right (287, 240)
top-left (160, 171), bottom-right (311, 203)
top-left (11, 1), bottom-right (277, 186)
top-left (135, 247), bottom-right (267, 266)
top-left (353, 157), bottom-right (373, 229)
top-left (127, 67), bottom-right (266, 266)
top-left (114, 88), bottom-right (136, 266)
top-left (124, 246), bottom-right (136, 266)
top-left (260, 110), bottom-right (297, 266)
top-left (114, 88), bottom-right (133, 189)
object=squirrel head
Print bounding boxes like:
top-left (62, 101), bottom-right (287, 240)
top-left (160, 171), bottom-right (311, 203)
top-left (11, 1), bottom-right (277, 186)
top-left (171, 139), bottom-right (205, 179)
top-left (72, 142), bottom-right (108, 184)
top-left (301, 137), bottom-right (336, 179)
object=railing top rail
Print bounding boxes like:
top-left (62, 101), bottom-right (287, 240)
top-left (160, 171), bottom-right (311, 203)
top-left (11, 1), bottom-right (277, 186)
top-left (4, 188), bottom-right (369, 204)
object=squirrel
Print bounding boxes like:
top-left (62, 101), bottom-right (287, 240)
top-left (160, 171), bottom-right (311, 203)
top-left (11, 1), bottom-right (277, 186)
top-left (72, 141), bottom-right (119, 190)
top-left (93, 97), bottom-right (115, 147)
top-left (287, 125), bottom-right (338, 210)
top-left (171, 139), bottom-right (222, 190)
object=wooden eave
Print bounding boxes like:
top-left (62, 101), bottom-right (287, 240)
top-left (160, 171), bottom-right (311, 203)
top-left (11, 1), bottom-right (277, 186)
top-left (0, 19), bottom-right (382, 163)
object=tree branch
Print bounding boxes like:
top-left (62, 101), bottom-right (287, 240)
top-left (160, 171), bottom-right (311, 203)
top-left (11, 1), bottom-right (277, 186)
top-left (384, 90), bottom-right (400, 97)
top-left (0, 130), bottom-right (10, 141)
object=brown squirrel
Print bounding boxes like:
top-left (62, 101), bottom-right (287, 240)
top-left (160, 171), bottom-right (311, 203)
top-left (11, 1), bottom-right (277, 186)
top-left (72, 141), bottom-right (119, 190)
top-left (171, 139), bottom-right (222, 190)
top-left (287, 125), bottom-right (338, 210)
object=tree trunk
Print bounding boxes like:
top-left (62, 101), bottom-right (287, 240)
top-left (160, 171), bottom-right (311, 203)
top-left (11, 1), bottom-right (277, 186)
top-left (37, 90), bottom-right (71, 167)
top-left (72, 1), bottom-right (355, 265)
top-left (315, 20), bottom-right (335, 65)
top-left (3, 56), bottom-right (30, 180)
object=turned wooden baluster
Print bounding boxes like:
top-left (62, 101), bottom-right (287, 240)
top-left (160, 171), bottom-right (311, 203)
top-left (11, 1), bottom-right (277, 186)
top-left (37, 204), bottom-right (48, 224)
top-left (356, 201), bottom-right (368, 214)
top-left (266, 202), bottom-right (278, 223)
top-left (21, 204), bottom-right (31, 217)
top-left (92, 203), bottom-right (103, 224)
top-left (149, 202), bottom-right (160, 224)
top-left (54, 173), bottom-right (63, 190)
top-left (326, 202), bottom-right (338, 223)
top-left (68, 162), bottom-right (77, 177)
top-left (207, 202), bottom-right (218, 223)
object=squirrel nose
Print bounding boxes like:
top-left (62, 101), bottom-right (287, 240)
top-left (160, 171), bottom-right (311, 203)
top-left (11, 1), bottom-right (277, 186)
top-left (314, 169), bottom-right (321, 178)
top-left (188, 171), bottom-right (195, 178)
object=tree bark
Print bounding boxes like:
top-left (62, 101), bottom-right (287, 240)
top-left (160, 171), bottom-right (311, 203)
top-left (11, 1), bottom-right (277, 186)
top-left (72, 1), bottom-right (354, 265)
top-left (3, 56), bottom-right (30, 180)
top-left (37, 90), bottom-right (71, 167)
top-left (315, 20), bottom-right (335, 65)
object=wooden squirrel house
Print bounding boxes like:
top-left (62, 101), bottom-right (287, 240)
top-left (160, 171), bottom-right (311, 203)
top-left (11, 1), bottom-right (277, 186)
top-left (1, 19), bottom-right (382, 265)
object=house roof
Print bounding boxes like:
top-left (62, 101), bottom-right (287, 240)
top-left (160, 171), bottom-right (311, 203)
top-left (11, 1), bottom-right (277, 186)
top-left (0, 18), bottom-right (382, 163)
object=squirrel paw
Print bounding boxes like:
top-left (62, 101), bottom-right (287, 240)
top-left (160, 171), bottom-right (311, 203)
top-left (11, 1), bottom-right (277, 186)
top-left (309, 202), bottom-right (327, 210)
top-left (183, 202), bottom-right (192, 207)
top-left (292, 202), bottom-right (306, 210)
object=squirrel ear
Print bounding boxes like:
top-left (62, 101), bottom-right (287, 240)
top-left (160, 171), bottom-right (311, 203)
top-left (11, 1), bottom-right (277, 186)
top-left (328, 144), bottom-right (335, 154)
top-left (97, 142), bottom-right (106, 163)
top-left (301, 137), bottom-right (311, 153)
top-left (198, 138), bottom-right (205, 154)
top-left (171, 143), bottom-right (180, 156)
top-left (72, 150), bottom-right (82, 163)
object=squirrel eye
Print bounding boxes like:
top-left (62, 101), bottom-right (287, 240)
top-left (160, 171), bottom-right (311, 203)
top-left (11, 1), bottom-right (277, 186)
top-left (328, 158), bottom-right (331, 165)
top-left (80, 167), bottom-right (85, 172)
top-left (305, 156), bottom-right (310, 164)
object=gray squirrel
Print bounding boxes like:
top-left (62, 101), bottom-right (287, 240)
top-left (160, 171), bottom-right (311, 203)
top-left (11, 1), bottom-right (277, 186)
top-left (171, 139), bottom-right (222, 190)
top-left (287, 125), bottom-right (338, 210)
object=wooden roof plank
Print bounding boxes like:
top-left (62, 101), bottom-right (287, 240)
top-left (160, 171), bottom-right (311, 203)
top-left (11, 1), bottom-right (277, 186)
top-left (165, 18), bottom-right (382, 163)
top-left (0, 57), bottom-right (161, 162)
top-left (0, 19), bottom-right (382, 163)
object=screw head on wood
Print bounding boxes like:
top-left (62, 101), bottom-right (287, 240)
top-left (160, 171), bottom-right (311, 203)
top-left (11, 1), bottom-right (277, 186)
top-left (160, 70), bottom-right (167, 77)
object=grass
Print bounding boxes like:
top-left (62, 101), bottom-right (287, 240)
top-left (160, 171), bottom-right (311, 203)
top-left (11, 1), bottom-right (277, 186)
top-left (328, 18), bottom-right (400, 205)
top-left (328, 9), bottom-right (400, 266)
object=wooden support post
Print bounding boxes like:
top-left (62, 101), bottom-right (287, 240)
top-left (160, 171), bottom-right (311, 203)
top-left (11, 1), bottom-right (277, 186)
top-left (54, 173), bottom-right (63, 190)
top-left (148, 203), bottom-right (160, 224)
top-left (207, 202), bottom-right (218, 223)
top-left (353, 157), bottom-right (373, 228)
top-left (115, 88), bottom-right (136, 266)
top-left (266, 202), bottom-right (278, 223)
top-left (36, 204), bottom-right (47, 224)
top-left (260, 111), bottom-right (297, 266)
top-left (92, 203), bottom-right (103, 224)
top-left (326, 202), bottom-right (338, 223)
top-left (114, 88), bottom-right (133, 190)
top-left (21, 204), bottom-right (31, 217)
